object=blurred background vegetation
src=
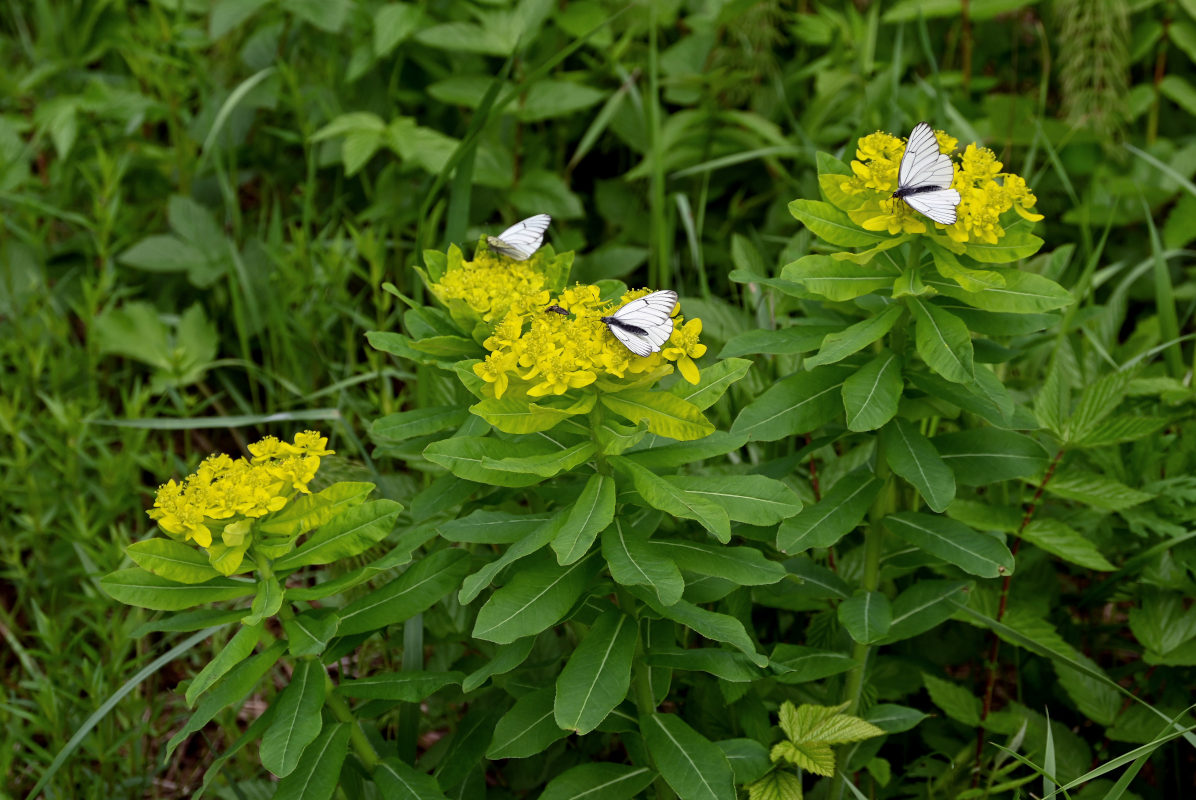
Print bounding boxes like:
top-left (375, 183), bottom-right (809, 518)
top-left (3, 0), bottom-right (1196, 796)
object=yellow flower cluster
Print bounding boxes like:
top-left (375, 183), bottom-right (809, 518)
top-left (835, 128), bottom-right (1043, 243)
top-left (473, 285), bottom-right (706, 399)
top-left (148, 431), bottom-right (333, 553)
top-left (429, 250), bottom-right (550, 323)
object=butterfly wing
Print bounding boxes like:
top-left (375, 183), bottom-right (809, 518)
top-left (902, 188), bottom-right (962, 225)
top-left (606, 290), bottom-right (678, 357)
top-left (898, 122), bottom-right (954, 192)
top-left (489, 214), bottom-right (551, 260)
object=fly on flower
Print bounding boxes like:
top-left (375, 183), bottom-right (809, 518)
top-left (893, 122), bottom-right (961, 225)
top-left (601, 290), bottom-right (678, 357)
top-left (487, 214), bottom-right (551, 261)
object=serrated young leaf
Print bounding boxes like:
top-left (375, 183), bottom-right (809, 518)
top-left (1066, 371), bottom-right (1129, 442)
top-left (1020, 518), bottom-right (1115, 571)
top-left (748, 769), bottom-right (804, 800)
top-left (1043, 469), bottom-right (1153, 511)
top-left (922, 673), bottom-right (982, 726)
top-left (1033, 367), bottom-right (1068, 439)
top-left (770, 739), bottom-right (834, 777)
top-left (1073, 414), bottom-right (1168, 448)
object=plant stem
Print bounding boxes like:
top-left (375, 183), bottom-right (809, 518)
top-left (617, 587), bottom-right (674, 800)
top-left (324, 671), bottom-right (381, 771)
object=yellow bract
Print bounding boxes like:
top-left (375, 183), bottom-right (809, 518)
top-left (148, 431), bottom-right (333, 560)
top-left (835, 128), bottom-right (1042, 244)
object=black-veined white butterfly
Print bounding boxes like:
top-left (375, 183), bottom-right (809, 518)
top-left (600, 290), bottom-right (678, 357)
top-left (486, 214), bottom-right (551, 260)
top-left (892, 122), bottom-right (960, 225)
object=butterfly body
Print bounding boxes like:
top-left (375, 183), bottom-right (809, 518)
top-left (487, 214), bottom-right (551, 260)
top-left (600, 290), bottom-right (678, 357)
top-left (892, 122), bottom-right (961, 225)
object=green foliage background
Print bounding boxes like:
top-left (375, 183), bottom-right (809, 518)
top-left (4, 0), bottom-right (1196, 797)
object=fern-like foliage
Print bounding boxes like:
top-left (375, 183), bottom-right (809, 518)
top-left (1055, 0), bottom-right (1131, 143)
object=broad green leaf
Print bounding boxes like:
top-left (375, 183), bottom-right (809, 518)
top-left (783, 558), bottom-right (850, 600)
top-left (645, 647), bottom-right (763, 682)
top-left (864, 704), bottom-right (929, 733)
top-left (434, 705), bottom-right (507, 789)
top-left (909, 298), bottom-right (974, 384)
top-left (613, 457), bottom-right (731, 542)
top-left (884, 512), bottom-right (1015, 578)
top-left (337, 548), bottom-right (470, 637)
top-left (922, 673), bottom-right (981, 726)
top-left (881, 418), bottom-right (956, 512)
top-left (1066, 372), bottom-right (1129, 442)
top-left (788, 200), bottom-right (889, 248)
top-left (273, 499), bottom-right (402, 571)
top-left (242, 574), bottom-right (284, 626)
top-left (769, 644), bottom-right (856, 684)
top-left (600, 390), bottom-right (715, 441)
top-left (805, 304), bottom-right (903, 367)
top-left (373, 3), bottom-right (424, 58)
top-left (553, 473), bottom-right (616, 564)
top-left (730, 366), bottom-right (851, 442)
top-left (372, 407), bottom-right (467, 443)
top-left (907, 369), bottom-right (1013, 428)
top-left (462, 637), bottom-right (537, 692)
top-left (664, 475), bottom-right (803, 526)
top-left (624, 431), bottom-right (749, 470)
top-left (642, 713), bottom-right (736, 800)
top-left (260, 659), bottom-right (326, 777)
top-left (718, 326), bottom-right (838, 358)
top-left (716, 739), bottom-right (771, 784)
top-left (100, 568), bottom-right (255, 611)
top-left (842, 351), bottom-right (903, 431)
top-left (1129, 588), bottom-right (1196, 656)
top-left (927, 242), bottom-right (1005, 291)
top-left (471, 394), bottom-right (594, 434)
top-left (652, 540), bottom-right (786, 586)
top-left (259, 481), bottom-right (376, 537)
top-left (777, 471), bottom-right (881, 553)
top-left (931, 268), bottom-right (1072, 313)
top-left (1055, 653), bottom-right (1121, 727)
top-left (271, 721), bottom-right (350, 800)
top-left (165, 640), bottom-right (287, 760)
top-left (282, 610), bottom-right (339, 658)
top-left (747, 769), bottom-right (803, 800)
top-left (1033, 366), bottom-right (1067, 438)
top-left (437, 510), bottom-right (555, 544)
top-left (595, 417), bottom-right (649, 455)
top-left (932, 429), bottom-right (1049, 485)
top-left (473, 552), bottom-right (600, 643)
top-left (633, 587), bottom-right (767, 666)
top-left (423, 436), bottom-right (553, 487)
top-left (555, 607), bottom-right (637, 734)
top-left (126, 538), bottom-right (222, 584)
top-left (1042, 469), bottom-right (1153, 511)
top-left (882, 580), bottom-right (970, 643)
top-left (669, 357), bottom-right (753, 410)
top-left (538, 763), bottom-right (656, 800)
top-left (780, 254), bottom-right (894, 300)
top-left (960, 228), bottom-right (1045, 263)
top-left (487, 687), bottom-right (567, 758)
top-left (131, 608), bottom-right (244, 637)
top-left (601, 517), bottom-right (685, 607)
top-left (185, 623), bottom-right (263, 706)
top-left (374, 757), bottom-right (449, 800)
top-left (482, 441), bottom-right (597, 478)
top-left (284, 527), bottom-right (434, 602)
top-left (1020, 519), bottom-right (1115, 571)
top-left (459, 512), bottom-right (564, 604)
top-left (837, 591), bottom-right (891, 644)
top-left (336, 670), bottom-right (461, 701)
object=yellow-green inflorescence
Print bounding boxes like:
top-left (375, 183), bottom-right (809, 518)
top-left (834, 127), bottom-right (1043, 242)
top-left (430, 251), bottom-right (706, 400)
top-left (148, 431), bottom-right (333, 572)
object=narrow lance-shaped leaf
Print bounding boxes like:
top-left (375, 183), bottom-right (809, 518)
top-left (601, 516), bottom-right (684, 607)
top-left (487, 687), bottom-right (568, 759)
top-left (777, 470), bottom-right (881, 553)
top-left (730, 366), bottom-right (851, 442)
top-left (837, 591), bottom-right (892, 644)
top-left (600, 389), bottom-right (715, 441)
top-left (260, 659), bottom-right (326, 777)
top-left (555, 607), bottom-right (637, 734)
top-left (908, 297), bottom-right (974, 384)
top-left (641, 713), bottom-right (736, 800)
top-left (613, 457), bottom-right (731, 542)
top-left (271, 722), bottom-right (351, 800)
top-left (805, 304), bottom-right (903, 367)
top-left (842, 350), bottom-right (903, 432)
top-left (552, 473), bottom-right (616, 565)
top-left (337, 548), bottom-right (470, 637)
top-left (884, 512), bottom-right (1015, 578)
top-left (881, 417), bottom-right (956, 512)
top-left (473, 551), bottom-right (601, 644)
top-left (273, 499), bottom-right (402, 571)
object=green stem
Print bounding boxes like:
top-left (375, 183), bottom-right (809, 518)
top-left (617, 587), bottom-right (674, 800)
top-left (324, 672), bottom-right (381, 771)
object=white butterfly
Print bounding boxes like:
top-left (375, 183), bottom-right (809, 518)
top-left (600, 290), bottom-right (678, 357)
top-left (892, 122), bottom-right (960, 225)
top-left (486, 213), bottom-right (551, 260)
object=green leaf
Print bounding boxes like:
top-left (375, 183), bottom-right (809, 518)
top-left (842, 351), bottom-right (903, 432)
top-left (1066, 372), bottom-right (1129, 442)
top-left (717, 739), bottom-right (771, 784)
top-left (960, 228), bottom-right (1045, 264)
top-left (641, 713), bottom-right (736, 800)
top-left (458, 512), bottom-right (563, 604)
top-left (645, 647), bottom-right (763, 683)
top-left (927, 242), bottom-right (1005, 291)
top-left (473, 552), bottom-right (600, 644)
top-left (373, 3), bottom-right (424, 58)
top-left (769, 644), bottom-right (856, 684)
top-left (437, 510), bottom-right (556, 544)
top-left (624, 431), bottom-right (749, 470)
top-left (864, 704), bottom-right (929, 733)
top-left (884, 512), bottom-right (1015, 578)
top-left (552, 473), bottom-right (616, 565)
top-left (601, 517), bottom-right (685, 607)
top-left (633, 587), bottom-right (767, 666)
top-left (805, 304), bottom-right (903, 367)
top-left (653, 540), bottom-right (786, 586)
top-left (907, 369), bottom-right (1013, 428)
top-left (271, 722), bottom-right (350, 800)
top-left (282, 610), bottom-right (339, 658)
top-left (100, 568), bottom-right (255, 611)
top-left (837, 591), bottom-right (892, 644)
top-left (461, 638), bottom-right (536, 693)
top-left (730, 366), bottom-right (851, 442)
top-left (374, 757), bottom-right (449, 800)
top-left (882, 580), bottom-right (970, 643)
top-left (487, 687), bottom-right (568, 759)
top-left (773, 701), bottom-right (884, 776)
top-left (258, 481), bottom-right (376, 537)
top-left (747, 769), bottom-right (804, 800)
top-left (1020, 519), bottom-right (1115, 571)
top-left (788, 200), bottom-right (889, 248)
top-left (555, 607), bottom-right (637, 734)
top-left (600, 390), bottom-right (715, 441)
top-left (482, 441), bottom-right (597, 478)
top-left (284, 528), bottom-right (433, 603)
top-left (1073, 415), bottom-right (1169, 448)
top-left (930, 269), bottom-right (1072, 313)
top-left (126, 538), bottom-right (222, 584)
top-left (922, 673), bottom-right (981, 726)
top-left (780, 254), bottom-right (894, 300)
top-left (537, 763), bottom-right (656, 800)
top-left (669, 357), bottom-right (753, 410)
top-left (471, 394), bottom-right (594, 434)
top-left (337, 548), bottom-right (470, 637)
top-left (336, 670), bottom-right (461, 701)
top-left (909, 298), bottom-right (974, 384)
top-left (663, 475), bottom-right (803, 526)
top-left (185, 624), bottom-right (263, 706)
top-left (881, 418), bottom-right (956, 512)
top-left (1056, 653), bottom-right (1121, 727)
top-left (613, 457), bottom-right (731, 542)
top-left (434, 705), bottom-right (507, 789)
top-left (260, 659), bottom-right (326, 777)
top-left (932, 429), bottom-right (1049, 485)
top-left (372, 407), bottom-right (468, 443)
top-left (777, 471), bottom-right (881, 553)
top-left (1043, 469), bottom-right (1153, 511)
top-left (243, 575), bottom-right (284, 626)
top-left (274, 499), bottom-right (402, 571)
top-left (423, 437), bottom-right (553, 487)
top-left (719, 327), bottom-right (836, 358)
